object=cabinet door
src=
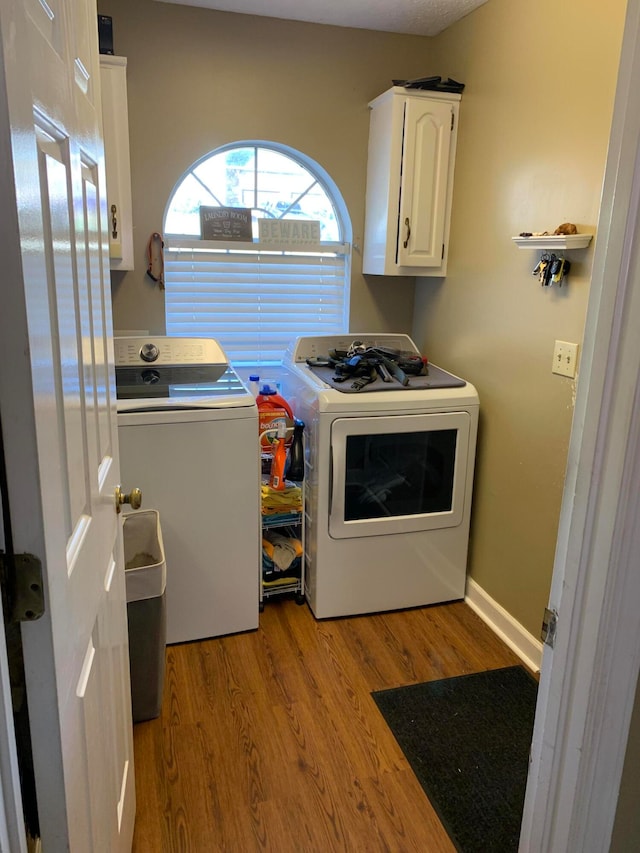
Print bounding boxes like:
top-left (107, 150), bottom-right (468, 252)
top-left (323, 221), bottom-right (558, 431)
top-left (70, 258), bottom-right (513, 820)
top-left (397, 99), bottom-right (454, 269)
top-left (100, 56), bottom-right (134, 270)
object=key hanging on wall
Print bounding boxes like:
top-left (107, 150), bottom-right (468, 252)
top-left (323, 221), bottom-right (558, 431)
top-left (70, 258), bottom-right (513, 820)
top-left (532, 253), bottom-right (571, 287)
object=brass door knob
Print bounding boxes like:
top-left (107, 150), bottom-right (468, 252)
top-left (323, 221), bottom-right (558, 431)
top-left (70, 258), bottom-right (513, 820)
top-left (115, 485), bottom-right (142, 514)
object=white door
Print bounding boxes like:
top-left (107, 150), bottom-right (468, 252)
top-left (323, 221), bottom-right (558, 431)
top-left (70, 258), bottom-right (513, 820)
top-left (520, 1), bottom-right (640, 849)
top-left (0, 0), bottom-right (135, 849)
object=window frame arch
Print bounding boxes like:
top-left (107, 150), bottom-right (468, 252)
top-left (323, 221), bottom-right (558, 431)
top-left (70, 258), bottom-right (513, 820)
top-left (162, 140), bottom-right (352, 368)
top-left (163, 139), bottom-right (352, 244)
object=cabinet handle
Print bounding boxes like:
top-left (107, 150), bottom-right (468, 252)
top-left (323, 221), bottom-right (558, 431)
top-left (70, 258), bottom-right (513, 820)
top-left (111, 204), bottom-right (118, 240)
top-left (403, 217), bottom-right (411, 249)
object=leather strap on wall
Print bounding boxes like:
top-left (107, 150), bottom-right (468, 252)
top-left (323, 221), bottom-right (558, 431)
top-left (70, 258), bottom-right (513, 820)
top-left (146, 231), bottom-right (165, 289)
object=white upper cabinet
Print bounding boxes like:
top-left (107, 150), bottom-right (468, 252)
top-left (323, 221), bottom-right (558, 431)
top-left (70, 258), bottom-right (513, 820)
top-left (99, 55), bottom-right (134, 270)
top-left (363, 87), bottom-right (460, 277)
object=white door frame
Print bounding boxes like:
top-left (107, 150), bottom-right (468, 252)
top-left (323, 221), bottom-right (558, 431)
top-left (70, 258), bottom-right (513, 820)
top-left (520, 0), bottom-right (640, 849)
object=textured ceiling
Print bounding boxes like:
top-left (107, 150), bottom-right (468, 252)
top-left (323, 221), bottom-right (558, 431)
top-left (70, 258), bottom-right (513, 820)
top-left (154, 0), bottom-right (489, 37)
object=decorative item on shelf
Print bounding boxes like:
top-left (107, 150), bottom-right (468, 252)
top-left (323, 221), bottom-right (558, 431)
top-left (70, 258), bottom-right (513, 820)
top-left (554, 222), bottom-right (578, 235)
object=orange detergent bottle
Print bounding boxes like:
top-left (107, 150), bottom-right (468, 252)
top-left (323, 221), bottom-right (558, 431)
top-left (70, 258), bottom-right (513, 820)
top-left (269, 422), bottom-right (287, 491)
top-left (257, 384), bottom-right (294, 449)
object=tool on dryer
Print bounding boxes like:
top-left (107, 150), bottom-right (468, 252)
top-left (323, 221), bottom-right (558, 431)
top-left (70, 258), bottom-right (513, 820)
top-left (308, 345), bottom-right (426, 390)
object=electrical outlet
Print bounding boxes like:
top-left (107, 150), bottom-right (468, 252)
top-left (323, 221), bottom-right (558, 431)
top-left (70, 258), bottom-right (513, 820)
top-left (552, 340), bottom-right (579, 378)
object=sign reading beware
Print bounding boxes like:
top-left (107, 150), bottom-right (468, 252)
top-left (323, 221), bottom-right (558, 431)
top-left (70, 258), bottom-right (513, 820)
top-left (258, 218), bottom-right (321, 249)
top-left (200, 206), bottom-right (253, 241)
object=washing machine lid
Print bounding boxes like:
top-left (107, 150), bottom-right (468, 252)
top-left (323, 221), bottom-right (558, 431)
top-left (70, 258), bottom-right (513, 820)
top-left (114, 336), bottom-right (254, 411)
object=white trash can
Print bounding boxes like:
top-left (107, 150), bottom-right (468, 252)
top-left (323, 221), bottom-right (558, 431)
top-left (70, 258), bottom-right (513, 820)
top-left (123, 510), bottom-right (167, 723)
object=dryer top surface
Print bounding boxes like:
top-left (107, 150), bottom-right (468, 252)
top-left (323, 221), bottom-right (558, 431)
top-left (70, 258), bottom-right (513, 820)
top-left (284, 334), bottom-right (478, 412)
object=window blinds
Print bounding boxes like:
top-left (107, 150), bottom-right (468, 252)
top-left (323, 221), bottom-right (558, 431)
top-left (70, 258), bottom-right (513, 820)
top-left (164, 239), bottom-right (350, 365)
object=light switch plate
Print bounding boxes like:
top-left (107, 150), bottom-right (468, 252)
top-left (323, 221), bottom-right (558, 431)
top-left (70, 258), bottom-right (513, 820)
top-left (552, 340), bottom-right (578, 378)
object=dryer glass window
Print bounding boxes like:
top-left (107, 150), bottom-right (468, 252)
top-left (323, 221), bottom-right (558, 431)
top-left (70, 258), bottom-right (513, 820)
top-left (344, 430), bottom-right (457, 521)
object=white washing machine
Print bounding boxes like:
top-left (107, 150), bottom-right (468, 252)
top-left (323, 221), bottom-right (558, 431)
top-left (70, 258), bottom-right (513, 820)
top-left (115, 336), bottom-right (259, 643)
top-left (282, 333), bottom-right (479, 619)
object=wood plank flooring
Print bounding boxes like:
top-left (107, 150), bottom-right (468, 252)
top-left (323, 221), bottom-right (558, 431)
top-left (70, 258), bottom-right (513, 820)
top-left (131, 599), bottom-right (527, 852)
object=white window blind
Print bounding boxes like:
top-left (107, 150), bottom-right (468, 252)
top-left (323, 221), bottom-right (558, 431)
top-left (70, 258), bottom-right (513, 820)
top-left (164, 238), bottom-right (350, 366)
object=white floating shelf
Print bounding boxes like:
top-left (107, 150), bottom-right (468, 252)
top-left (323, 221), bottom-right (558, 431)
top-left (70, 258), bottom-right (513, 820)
top-left (512, 234), bottom-right (593, 250)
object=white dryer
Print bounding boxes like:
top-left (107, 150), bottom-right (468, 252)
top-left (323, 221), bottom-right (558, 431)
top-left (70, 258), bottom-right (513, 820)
top-left (115, 336), bottom-right (259, 643)
top-left (282, 333), bottom-right (479, 619)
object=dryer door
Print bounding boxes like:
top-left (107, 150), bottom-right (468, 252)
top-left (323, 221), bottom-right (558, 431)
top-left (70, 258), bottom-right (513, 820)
top-left (329, 411), bottom-right (471, 539)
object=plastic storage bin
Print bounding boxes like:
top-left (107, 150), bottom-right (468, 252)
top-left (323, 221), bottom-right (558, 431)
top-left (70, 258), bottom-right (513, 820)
top-left (123, 510), bottom-right (167, 722)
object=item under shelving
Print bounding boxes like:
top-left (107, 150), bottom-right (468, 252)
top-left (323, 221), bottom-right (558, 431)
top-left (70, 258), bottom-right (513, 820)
top-left (260, 479), bottom-right (305, 608)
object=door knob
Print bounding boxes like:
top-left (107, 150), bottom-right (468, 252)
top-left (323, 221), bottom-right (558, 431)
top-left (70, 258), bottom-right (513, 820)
top-left (115, 485), bottom-right (142, 514)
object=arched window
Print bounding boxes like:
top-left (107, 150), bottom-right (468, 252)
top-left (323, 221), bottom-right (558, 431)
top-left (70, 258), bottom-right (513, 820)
top-left (163, 141), bottom-right (351, 366)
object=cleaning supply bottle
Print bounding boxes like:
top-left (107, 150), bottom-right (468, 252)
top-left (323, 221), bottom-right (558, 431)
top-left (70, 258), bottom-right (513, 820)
top-left (284, 419), bottom-right (305, 482)
top-left (248, 374), bottom-right (260, 397)
top-left (257, 383), bottom-right (294, 449)
top-left (269, 421), bottom-right (287, 491)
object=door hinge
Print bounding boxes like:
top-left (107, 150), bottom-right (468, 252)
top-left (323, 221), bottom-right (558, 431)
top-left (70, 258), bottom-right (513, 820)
top-left (541, 606), bottom-right (558, 648)
top-left (0, 552), bottom-right (45, 623)
top-left (442, 243), bottom-right (445, 260)
top-left (451, 112), bottom-right (455, 131)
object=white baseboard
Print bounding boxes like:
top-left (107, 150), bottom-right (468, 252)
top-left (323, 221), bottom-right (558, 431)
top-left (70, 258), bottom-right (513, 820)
top-left (465, 577), bottom-right (543, 673)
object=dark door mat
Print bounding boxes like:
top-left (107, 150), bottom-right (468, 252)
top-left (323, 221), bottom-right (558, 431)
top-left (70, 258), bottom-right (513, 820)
top-left (372, 666), bottom-right (538, 853)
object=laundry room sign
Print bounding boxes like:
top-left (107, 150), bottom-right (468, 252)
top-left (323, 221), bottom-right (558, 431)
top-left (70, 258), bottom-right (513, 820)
top-left (199, 206), bottom-right (253, 241)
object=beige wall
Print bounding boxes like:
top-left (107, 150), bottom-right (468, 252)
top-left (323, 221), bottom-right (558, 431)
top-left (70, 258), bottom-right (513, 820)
top-left (99, 0), bottom-right (435, 335)
top-left (411, 0), bottom-right (626, 634)
top-left (100, 0), bottom-right (626, 638)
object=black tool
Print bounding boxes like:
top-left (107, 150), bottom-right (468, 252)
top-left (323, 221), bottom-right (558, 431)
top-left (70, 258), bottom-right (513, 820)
top-left (306, 356), bottom-right (335, 368)
top-left (376, 363), bottom-right (393, 382)
top-left (380, 354), bottom-right (409, 386)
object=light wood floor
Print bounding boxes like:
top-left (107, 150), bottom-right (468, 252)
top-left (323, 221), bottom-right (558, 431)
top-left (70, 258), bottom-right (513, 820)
top-left (131, 598), bottom-right (526, 852)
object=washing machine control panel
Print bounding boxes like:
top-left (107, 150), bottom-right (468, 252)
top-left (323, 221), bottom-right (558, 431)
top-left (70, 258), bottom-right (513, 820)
top-left (113, 336), bottom-right (250, 402)
top-left (114, 336), bottom-right (228, 368)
